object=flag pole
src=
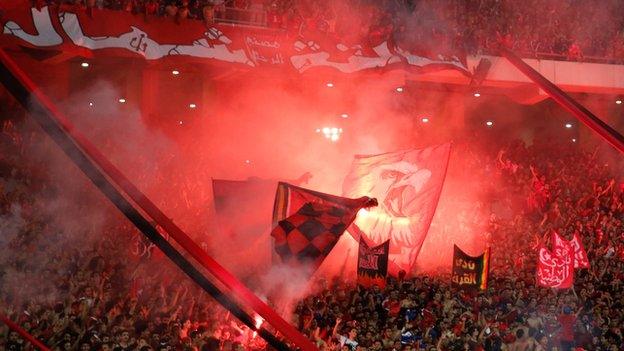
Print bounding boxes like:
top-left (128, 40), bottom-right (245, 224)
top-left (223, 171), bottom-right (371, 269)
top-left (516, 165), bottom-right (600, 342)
top-left (0, 49), bottom-right (313, 351)
top-left (501, 48), bottom-right (624, 154)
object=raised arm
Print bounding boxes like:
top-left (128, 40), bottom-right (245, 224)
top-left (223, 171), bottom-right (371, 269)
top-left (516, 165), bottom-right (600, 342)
top-left (332, 318), bottom-right (342, 337)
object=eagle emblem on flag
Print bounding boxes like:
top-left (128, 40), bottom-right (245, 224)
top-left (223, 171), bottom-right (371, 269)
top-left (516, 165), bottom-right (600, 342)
top-left (343, 144), bottom-right (451, 274)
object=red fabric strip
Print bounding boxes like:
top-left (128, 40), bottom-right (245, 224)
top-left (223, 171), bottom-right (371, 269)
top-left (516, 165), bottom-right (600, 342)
top-left (0, 313), bottom-right (50, 351)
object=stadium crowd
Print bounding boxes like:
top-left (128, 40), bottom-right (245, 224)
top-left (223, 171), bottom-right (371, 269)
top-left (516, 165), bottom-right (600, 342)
top-left (2, 82), bottom-right (624, 351)
top-left (30, 0), bottom-right (624, 62)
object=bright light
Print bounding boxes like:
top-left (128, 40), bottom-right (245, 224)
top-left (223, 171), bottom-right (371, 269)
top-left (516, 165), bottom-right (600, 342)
top-left (617, 100), bottom-right (622, 105)
top-left (189, 103), bottom-right (196, 109)
top-left (341, 113), bottom-right (349, 118)
top-left (80, 62), bottom-right (89, 68)
top-left (565, 123), bottom-right (572, 128)
top-left (118, 98), bottom-right (126, 103)
top-left (178, 120), bottom-right (183, 125)
top-left (421, 117), bottom-right (429, 123)
top-left (326, 82), bottom-right (334, 88)
top-left (358, 208), bottom-right (369, 217)
top-left (88, 102), bottom-right (93, 107)
top-left (172, 70), bottom-right (180, 75)
top-left (396, 87), bottom-right (404, 93)
top-left (474, 92), bottom-right (481, 97)
top-left (572, 138), bottom-right (577, 142)
top-left (320, 126), bottom-right (343, 142)
top-left (486, 120), bottom-right (493, 126)
top-left (245, 159), bottom-right (251, 164)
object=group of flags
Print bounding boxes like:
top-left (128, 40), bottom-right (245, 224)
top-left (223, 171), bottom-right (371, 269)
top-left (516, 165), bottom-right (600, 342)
top-left (212, 144), bottom-right (452, 286)
top-left (211, 142), bottom-right (589, 291)
top-left (537, 231), bottom-right (589, 289)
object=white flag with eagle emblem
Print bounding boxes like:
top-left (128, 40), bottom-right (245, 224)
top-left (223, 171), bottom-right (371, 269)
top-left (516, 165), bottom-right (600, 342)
top-left (342, 144), bottom-right (451, 275)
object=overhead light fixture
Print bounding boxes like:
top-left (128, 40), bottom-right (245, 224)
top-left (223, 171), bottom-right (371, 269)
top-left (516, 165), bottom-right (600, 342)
top-left (486, 120), bottom-right (493, 126)
top-left (616, 99), bottom-right (622, 105)
top-left (172, 70), bottom-right (180, 75)
top-left (81, 62), bottom-right (89, 68)
top-left (319, 126), bottom-right (343, 142)
top-left (421, 117), bottom-right (429, 123)
top-left (396, 87), bottom-right (404, 93)
top-left (474, 92), bottom-right (481, 97)
top-left (189, 103), bottom-right (197, 109)
top-left (326, 82), bottom-right (334, 88)
top-left (118, 98), bottom-right (126, 103)
top-left (565, 123), bottom-right (572, 128)
top-left (341, 113), bottom-right (349, 118)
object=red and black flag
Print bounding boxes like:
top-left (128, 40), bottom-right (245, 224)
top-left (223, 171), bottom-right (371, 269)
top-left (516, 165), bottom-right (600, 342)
top-left (357, 239), bottom-right (390, 288)
top-left (451, 245), bottom-right (490, 291)
top-left (271, 183), bottom-right (376, 268)
top-left (272, 182), bottom-right (374, 226)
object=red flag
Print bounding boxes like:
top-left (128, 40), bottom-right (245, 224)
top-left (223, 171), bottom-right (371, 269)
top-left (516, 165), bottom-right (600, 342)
top-left (537, 245), bottom-right (574, 289)
top-left (342, 144), bottom-right (451, 274)
top-left (570, 233), bottom-right (590, 269)
top-left (551, 231), bottom-right (589, 269)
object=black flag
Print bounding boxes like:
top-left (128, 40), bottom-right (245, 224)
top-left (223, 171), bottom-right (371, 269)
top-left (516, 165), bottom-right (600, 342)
top-left (451, 245), bottom-right (490, 291)
top-left (357, 239), bottom-right (390, 288)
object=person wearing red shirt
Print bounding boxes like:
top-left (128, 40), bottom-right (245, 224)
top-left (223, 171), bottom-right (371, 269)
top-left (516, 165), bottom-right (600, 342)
top-left (558, 306), bottom-right (582, 351)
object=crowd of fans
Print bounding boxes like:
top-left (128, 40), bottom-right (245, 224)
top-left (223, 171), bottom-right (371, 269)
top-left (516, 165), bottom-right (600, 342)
top-left (2, 90), bottom-right (624, 351)
top-left (0, 99), bottom-right (268, 351)
top-left (290, 137), bottom-right (624, 351)
top-left (31, 0), bottom-right (624, 62)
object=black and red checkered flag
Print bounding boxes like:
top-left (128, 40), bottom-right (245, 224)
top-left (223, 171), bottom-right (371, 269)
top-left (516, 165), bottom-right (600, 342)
top-left (271, 193), bottom-right (376, 268)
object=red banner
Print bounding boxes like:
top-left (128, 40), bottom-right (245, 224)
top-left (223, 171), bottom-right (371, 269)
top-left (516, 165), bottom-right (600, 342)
top-left (342, 143), bottom-right (451, 274)
top-left (537, 245), bottom-right (574, 289)
top-left (570, 233), bottom-right (590, 269)
top-left (552, 231), bottom-right (589, 269)
top-left (1, 4), bottom-right (470, 76)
